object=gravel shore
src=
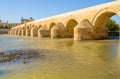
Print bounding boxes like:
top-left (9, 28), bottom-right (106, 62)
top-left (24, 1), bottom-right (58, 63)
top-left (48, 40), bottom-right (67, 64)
top-left (0, 49), bottom-right (47, 64)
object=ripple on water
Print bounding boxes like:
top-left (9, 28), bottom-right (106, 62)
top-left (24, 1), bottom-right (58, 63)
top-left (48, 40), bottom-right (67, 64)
top-left (0, 34), bottom-right (119, 79)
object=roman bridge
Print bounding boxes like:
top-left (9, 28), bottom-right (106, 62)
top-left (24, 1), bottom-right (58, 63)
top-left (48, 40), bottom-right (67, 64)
top-left (9, 0), bottom-right (120, 40)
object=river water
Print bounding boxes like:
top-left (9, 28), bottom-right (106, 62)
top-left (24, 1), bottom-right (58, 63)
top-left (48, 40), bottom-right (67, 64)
top-left (0, 34), bottom-right (120, 79)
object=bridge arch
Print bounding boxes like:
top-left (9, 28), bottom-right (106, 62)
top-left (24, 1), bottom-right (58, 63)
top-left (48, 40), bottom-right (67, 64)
top-left (92, 7), bottom-right (120, 27)
top-left (38, 25), bottom-right (42, 29)
top-left (92, 7), bottom-right (120, 39)
top-left (65, 19), bottom-right (78, 37)
top-left (49, 22), bottom-right (56, 30)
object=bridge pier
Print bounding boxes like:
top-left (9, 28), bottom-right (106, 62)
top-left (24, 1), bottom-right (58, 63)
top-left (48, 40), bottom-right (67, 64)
top-left (18, 29), bottom-right (22, 35)
top-left (92, 27), bottom-right (108, 39)
top-left (38, 29), bottom-right (50, 37)
top-left (26, 29), bottom-right (31, 36)
top-left (15, 29), bottom-right (18, 35)
top-left (74, 20), bottom-right (94, 40)
top-left (31, 26), bottom-right (39, 37)
top-left (21, 29), bottom-right (26, 36)
top-left (51, 23), bottom-right (66, 38)
top-left (38, 26), bottom-right (50, 37)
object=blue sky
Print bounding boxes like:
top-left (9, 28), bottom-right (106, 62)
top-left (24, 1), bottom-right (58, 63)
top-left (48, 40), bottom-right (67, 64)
top-left (0, 0), bottom-right (119, 23)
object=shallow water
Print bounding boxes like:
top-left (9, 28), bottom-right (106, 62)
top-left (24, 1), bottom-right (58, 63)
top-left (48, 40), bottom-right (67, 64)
top-left (0, 34), bottom-right (120, 79)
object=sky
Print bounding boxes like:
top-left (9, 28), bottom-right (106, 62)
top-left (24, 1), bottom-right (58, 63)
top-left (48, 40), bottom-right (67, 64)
top-left (0, 0), bottom-right (119, 23)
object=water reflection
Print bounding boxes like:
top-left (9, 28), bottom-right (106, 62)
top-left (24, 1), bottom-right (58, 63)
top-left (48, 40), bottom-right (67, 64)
top-left (0, 35), bottom-right (119, 79)
top-left (0, 70), bottom-right (4, 77)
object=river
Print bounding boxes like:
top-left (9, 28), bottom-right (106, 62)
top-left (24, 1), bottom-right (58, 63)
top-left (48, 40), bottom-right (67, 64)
top-left (0, 34), bottom-right (119, 79)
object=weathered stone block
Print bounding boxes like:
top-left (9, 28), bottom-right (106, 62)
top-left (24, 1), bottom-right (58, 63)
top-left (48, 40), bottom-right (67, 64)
top-left (51, 23), bottom-right (66, 38)
top-left (21, 29), bottom-right (26, 36)
top-left (74, 20), bottom-right (94, 40)
top-left (26, 29), bottom-right (31, 36)
top-left (38, 25), bottom-right (50, 37)
top-left (31, 26), bottom-right (38, 37)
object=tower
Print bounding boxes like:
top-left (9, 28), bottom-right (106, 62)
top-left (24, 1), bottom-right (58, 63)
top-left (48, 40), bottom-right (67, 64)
top-left (0, 20), bottom-right (3, 29)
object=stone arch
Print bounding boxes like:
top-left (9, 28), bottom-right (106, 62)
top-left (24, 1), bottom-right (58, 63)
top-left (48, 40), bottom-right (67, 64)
top-left (38, 25), bottom-right (42, 29)
top-left (92, 7), bottom-right (120, 39)
top-left (65, 19), bottom-right (78, 38)
top-left (49, 22), bottom-right (56, 30)
top-left (29, 24), bottom-right (33, 29)
top-left (64, 16), bottom-right (79, 26)
top-left (92, 7), bottom-right (120, 27)
top-left (49, 22), bottom-right (56, 36)
top-left (31, 26), bottom-right (39, 37)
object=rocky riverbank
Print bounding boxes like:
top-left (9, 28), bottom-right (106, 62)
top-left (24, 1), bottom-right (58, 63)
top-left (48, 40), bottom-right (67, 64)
top-left (0, 49), bottom-right (47, 64)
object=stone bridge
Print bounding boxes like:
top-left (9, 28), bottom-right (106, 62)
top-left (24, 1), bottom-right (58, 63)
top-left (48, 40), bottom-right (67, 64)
top-left (9, 0), bottom-right (120, 40)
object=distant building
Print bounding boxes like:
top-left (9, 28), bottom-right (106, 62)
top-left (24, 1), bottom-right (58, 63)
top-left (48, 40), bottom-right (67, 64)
top-left (21, 17), bottom-right (34, 24)
top-left (0, 17), bottom-right (34, 29)
top-left (1, 21), bottom-right (20, 29)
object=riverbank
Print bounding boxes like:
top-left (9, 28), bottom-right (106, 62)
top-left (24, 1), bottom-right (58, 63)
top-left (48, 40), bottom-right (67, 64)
top-left (0, 29), bottom-right (10, 34)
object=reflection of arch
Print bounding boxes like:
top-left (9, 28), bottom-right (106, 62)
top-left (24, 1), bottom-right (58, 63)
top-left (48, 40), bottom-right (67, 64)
top-left (66, 19), bottom-right (78, 37)
top-left (49, 22), bottom-right (56, 30)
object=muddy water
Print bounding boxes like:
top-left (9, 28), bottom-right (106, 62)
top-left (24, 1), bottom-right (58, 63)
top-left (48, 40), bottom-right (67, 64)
top-left (0, 34), bottom-right (119, 79)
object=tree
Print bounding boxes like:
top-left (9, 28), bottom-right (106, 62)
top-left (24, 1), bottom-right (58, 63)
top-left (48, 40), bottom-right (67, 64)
top-left (106, 19), bottom-right (119, 31)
